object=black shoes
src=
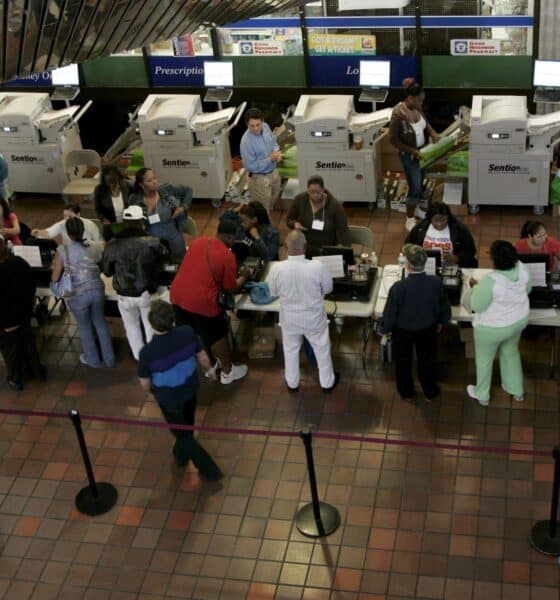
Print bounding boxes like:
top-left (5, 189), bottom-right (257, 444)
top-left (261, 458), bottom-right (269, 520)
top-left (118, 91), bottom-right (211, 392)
top-left (322, 372), bottom-right (340, 393)
top-left (7, 378), bottom-right (23, 391)
top-left (286, 384), bottom-right (299, 393)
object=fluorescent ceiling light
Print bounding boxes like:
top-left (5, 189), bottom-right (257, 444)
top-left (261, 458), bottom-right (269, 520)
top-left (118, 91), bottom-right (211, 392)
top-left (338, 0), bottom-right (410, 9)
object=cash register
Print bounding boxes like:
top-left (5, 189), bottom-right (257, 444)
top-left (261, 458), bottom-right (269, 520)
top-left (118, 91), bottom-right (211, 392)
top-left (320, 246), bottom-right (377, 302)
top-left (518, 253), bottom-right (558, 308)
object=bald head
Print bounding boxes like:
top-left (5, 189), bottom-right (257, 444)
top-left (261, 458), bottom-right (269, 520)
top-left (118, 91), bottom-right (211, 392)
top-left (286, 230), bottom-right (306, 256)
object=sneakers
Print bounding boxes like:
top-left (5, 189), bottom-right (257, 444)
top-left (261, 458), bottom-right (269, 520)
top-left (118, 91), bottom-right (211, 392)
top-left (501, 384), bottom-right (524, 402)
top-left (405, 217), bottom-right (416, 232)
top-left (220, 364), bottom-right (248, 385)
top-left (205, 358), bottom-right (221, 379)
top-left (467, 384), bottom-right (489, 407)
top-left (414, 206), bottom-right (427, 219)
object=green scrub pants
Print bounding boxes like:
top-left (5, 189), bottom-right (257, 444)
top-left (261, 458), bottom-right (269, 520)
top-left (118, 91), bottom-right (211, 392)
top-left (473, 318), bottom-right (528, 402)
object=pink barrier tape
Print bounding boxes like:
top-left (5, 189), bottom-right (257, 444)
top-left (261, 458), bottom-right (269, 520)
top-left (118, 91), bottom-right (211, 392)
top-left (0, 407), bottom-right (551, 458)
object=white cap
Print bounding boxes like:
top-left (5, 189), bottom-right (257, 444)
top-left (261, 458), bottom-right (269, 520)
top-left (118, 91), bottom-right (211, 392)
top-left (122, 205), bottom-right (146, 221)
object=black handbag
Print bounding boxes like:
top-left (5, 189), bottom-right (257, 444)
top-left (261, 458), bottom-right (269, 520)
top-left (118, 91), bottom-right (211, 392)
top-left (206, 240), bottom-right (235, 311)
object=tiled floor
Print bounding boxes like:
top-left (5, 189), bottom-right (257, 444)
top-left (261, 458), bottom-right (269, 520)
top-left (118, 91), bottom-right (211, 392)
top-left (1, 194), bottom-right (560, 599)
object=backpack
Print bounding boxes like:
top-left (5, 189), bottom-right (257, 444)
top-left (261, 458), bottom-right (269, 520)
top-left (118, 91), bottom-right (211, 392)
top-left (244, 282), bottom-right (277, 305)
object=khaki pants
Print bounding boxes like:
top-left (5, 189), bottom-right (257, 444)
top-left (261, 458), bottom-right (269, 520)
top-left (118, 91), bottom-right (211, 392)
top-left (247, 170), bottom-right (281, 211)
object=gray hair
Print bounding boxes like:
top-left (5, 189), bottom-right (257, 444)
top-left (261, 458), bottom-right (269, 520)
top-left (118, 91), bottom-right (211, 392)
top-left (403, 243), bottom-right (427, 272)
top-left (148, 299), bottom-right (175, 332)
top-left (286, 230), bottom-right (306, 255)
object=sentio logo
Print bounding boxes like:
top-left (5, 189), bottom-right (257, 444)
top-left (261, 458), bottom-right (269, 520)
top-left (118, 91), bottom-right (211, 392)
top-left (488, 164), bottom-right (528, 174)
top-left (315, 160), bottom-right (354, 171)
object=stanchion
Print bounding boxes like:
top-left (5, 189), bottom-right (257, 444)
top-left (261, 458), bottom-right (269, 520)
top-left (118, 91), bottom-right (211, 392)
top-left (69, 410), bottom-right (118, 516)
top-left (295, 428), bottom-right (340, 537)
top-left (530, 445), bottom-right (560, 555)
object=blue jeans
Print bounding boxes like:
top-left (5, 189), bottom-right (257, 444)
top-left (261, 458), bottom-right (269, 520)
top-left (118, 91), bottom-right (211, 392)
top-left (399, 152), bottom-right (423, 207)
top-left (67, 287), bottom-right (115, 367)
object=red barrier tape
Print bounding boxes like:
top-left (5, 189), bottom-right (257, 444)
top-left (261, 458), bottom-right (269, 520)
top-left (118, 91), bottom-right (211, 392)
top-left (0, 407), bottom-right (550, 458)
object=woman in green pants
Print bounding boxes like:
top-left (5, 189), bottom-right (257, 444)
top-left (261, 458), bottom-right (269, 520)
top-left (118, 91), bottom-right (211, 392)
top-left (463, 240), bottom-right (531, 407)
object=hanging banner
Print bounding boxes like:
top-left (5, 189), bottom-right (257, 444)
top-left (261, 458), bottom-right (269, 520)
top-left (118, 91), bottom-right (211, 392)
top-left (148, 57), bottom-right (205, 87)
top-left (450, 39), bottom-right (501, 56)
top-left (308, 33), bottom-right (376, 55)
top-left (4, 71), bottom-right (52, 87)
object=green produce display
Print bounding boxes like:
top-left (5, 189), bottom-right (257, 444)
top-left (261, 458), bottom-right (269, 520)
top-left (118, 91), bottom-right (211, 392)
top-left (277, 145), bottom-right (298, 178)
top-left (419, 135), bottom-right (456, 169)
top-left (447, 150), bottom-right (469, 176)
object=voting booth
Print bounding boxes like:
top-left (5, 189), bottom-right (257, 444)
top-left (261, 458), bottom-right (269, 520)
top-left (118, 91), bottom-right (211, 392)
top-left (137, 94), bottom-right (245, 204)
top-left (468, 95), bottom-right (560, 210)
top-left (0, 92), bottom-right (88, 194)
top-left (292, 95), bottom-right (392, 204)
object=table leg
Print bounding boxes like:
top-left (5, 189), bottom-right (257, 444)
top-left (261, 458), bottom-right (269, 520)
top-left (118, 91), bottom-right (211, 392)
top-left (362, 317), bottom-right (374, 369)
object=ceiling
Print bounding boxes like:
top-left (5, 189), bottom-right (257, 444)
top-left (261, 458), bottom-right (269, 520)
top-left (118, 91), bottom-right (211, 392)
top-left (1, 0), bottom-right (309, 83)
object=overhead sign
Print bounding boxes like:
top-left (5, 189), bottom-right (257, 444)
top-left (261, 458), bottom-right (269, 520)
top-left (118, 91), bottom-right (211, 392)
top-left (4, 71), bottom-right (52, 86)
top-left (239, 40), bottom-right (284, 55)
top-left (308, 33), bottom-right (376, 56)
top-left (451, 39), bottom-right (501, 56)
top-left (148, 56), bottom-right (205, 87)
top-left (308, 55), bottom-right (416, 88)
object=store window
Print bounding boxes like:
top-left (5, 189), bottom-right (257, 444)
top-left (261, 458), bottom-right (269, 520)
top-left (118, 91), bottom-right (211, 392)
top-left (147, 30), bottom-right (214, 57)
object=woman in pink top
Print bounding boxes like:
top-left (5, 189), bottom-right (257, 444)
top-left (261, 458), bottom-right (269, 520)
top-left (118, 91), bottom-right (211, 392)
top-left (0, 198), bottom-right (21, 245)
top-left (515, 220), bottom-right (560, 271)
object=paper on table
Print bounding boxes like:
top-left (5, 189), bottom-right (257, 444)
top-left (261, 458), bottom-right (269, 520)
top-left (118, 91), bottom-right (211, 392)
top-left (425, 256), bottom-right (437, 276)
top-left (13, 245), bottom-right (42, 267)
top-left (378, 275), bottom-right (400, 299)
top-left (191, 108), bottom-right (235, 129)
top-left (525, 262), bottom-right (547, 288)
top-left (312, 255), bottom-right (345, 279)
top-left (529, 308), bottom-right (557, 319)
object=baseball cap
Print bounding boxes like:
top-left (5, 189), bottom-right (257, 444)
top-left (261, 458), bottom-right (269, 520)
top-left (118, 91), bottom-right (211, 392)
top-left (403, 243), bottom-right (427, 269)
top-left (123, 205), bottom-right (146, 221)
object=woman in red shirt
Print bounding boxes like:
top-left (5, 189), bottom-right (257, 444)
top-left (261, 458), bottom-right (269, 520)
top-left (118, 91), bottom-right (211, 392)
top-left (0, 198), bottom-right (22, 245)
top-left (515, 220), bottom-right (560, 271)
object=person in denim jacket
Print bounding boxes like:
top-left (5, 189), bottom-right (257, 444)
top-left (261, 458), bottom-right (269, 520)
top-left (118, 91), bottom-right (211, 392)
top-left (129, 168), bottom-right (192, 263)
top-left (219, 201), bottom-right (279, 261)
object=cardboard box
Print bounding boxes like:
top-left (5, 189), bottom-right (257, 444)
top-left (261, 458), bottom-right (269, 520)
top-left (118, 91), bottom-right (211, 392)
top-left (248, 327), bottom-right (276, 359)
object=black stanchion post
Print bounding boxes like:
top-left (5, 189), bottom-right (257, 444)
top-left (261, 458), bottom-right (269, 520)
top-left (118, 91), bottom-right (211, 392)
top-left (69, 410), bottom-right (118, 516)
top-left (530, 445), bottom-right (560, 555)
top-left (295, 428), bottom-right (340, 538)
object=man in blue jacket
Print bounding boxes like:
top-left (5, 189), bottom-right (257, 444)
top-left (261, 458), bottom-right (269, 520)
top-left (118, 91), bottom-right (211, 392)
top-left (380, 244), bottom-right (451, 402)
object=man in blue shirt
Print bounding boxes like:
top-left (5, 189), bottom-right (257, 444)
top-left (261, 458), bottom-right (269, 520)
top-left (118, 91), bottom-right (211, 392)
top-left (240, 108), bottom-right (282, 212)
top-left (138, 300), bottom-right (222, 479)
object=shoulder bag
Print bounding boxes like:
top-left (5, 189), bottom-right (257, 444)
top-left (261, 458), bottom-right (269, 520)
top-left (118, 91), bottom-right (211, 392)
top-left (49, 245), bottom-right (75, 298)
top-left (206, 240), bottom-right (235, 311)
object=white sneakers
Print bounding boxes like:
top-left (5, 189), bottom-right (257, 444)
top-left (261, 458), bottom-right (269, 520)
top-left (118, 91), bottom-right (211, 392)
top-left (467, 384), bottom-right (524, 407)
top-left (221, 364), bottom-right (248, 385)
top-left (205, 358), bottom-right (221, 379)
top-left (405, 217), bottom-right (416, 232)
top-left (466, 385), bottom-right (489, 407)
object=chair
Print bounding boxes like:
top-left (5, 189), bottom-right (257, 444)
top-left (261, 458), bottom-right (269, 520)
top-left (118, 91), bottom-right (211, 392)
top-left (349, 225), bottom-right (375, 251)
top-left (62, 150), bottom-right (101, 199)
top-left (183, 216), bottom-right (198, 238)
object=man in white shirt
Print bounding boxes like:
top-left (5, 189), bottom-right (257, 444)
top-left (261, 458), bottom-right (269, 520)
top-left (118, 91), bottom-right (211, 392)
top-left (268, 230), bottom-right (338, 393)
top-left (32, 203), bottom-right (102, 245)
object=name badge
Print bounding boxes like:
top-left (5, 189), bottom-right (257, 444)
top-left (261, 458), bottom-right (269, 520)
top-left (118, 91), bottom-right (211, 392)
top-left (148, 213), bottom-right (160, 225)
top-left (311, 219), bottom-right (324, 231)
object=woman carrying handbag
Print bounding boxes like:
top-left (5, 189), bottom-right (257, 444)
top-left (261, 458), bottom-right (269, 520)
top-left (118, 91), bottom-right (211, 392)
top-left (51, 218), bottom-right (115, 368)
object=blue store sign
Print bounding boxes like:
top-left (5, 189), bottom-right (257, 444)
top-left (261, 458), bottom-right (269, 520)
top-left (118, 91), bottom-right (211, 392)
top-left (4, 71), bottom-right (52, 87)
top-left (148, 57), bottom-right (205, 87)
top-left (309, 55), bottom-right (418, 88)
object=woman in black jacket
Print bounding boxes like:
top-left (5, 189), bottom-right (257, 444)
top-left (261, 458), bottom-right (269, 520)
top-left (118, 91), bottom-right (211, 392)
top-left (405, 202), bottom-right (478, 267)
top-left (94, 164), bottom-right (134, 228)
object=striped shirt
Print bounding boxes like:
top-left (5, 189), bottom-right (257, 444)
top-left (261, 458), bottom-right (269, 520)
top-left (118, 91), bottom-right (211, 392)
top-left (138, 326), bottom-right (202, 409)
top-left (268, 255), bottom-right (333, 334)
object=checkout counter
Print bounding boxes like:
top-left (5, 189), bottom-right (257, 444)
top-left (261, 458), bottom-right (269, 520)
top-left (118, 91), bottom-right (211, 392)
top-left (137, 94), bottom-right (245, 205)
top-left (0, 92), bottom-right (89, 194)
top-left (468, 95), bottom-right (560, 212)
top-left (292, 95), bottom-right (392, 205)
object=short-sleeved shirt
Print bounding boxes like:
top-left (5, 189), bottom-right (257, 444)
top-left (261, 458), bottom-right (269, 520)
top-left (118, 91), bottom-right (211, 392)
top-left (47, 217), bottom-right (102, 245)
top-left (138, 326), bottom-right (202, 409)
top-left (170, 237), bottom-right (237, 317)
top-left (4, 212), bottom-right (22, 245)
top-left (515, 237), bottom-right (560, 271)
